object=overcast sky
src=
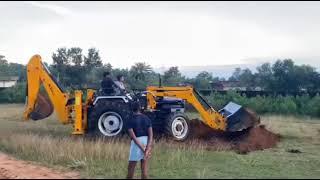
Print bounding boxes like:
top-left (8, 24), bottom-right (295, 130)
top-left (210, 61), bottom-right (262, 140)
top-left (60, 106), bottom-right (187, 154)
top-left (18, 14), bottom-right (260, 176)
top-left (1, 1), bottom-right (320, 70)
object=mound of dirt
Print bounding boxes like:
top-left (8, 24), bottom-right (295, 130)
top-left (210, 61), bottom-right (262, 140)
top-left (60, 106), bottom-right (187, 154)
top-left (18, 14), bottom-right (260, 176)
top-left (188, 119), bottom-right (280, 154)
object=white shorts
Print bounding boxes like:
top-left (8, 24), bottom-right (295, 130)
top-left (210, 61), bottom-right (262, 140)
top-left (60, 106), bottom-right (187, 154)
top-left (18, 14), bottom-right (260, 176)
top-left (129, 136), bottom-right (148, 161)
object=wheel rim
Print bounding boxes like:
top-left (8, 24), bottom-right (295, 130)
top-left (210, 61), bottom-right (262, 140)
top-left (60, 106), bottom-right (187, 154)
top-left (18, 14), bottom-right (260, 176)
top-left (171, 116), bottom-right (188, 140)
top-left (98, 112), bottom-right (123, 136)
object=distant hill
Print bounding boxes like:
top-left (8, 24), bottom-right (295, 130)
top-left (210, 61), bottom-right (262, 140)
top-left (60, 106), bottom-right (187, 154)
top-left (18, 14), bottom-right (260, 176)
top-left (153, 63), bottom-right (263, 78)
top-left (153, 57), bottom-right (320, 78)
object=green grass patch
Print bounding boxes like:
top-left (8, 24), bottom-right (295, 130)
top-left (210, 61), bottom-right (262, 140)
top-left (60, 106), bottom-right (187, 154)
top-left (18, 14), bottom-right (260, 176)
top-left (0, 104), bottom-right (319, 178)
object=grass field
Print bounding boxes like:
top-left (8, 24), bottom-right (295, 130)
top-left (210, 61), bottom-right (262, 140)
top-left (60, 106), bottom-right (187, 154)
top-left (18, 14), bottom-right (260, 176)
top-left (0, 104), bottom-right (320, 179)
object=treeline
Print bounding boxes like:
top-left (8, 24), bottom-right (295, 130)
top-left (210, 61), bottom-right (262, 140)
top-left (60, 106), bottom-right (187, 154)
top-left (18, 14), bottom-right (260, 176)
top-left (0, 83), bottom-right (26, 103)
top-left (1, 83), bottom-right (319, 118)
top-left (1, 47), bottom-right (320, 117)
top-left (229, 60), bottom-right (320, 92)
top-left (1, 47), bottom-right (320, 91)
top-left (0, 55), bottom-right (26, 81)
top-left (206, 91), bottom-right (320, 118)
top-left (45, 47), bottom-right (162, 90)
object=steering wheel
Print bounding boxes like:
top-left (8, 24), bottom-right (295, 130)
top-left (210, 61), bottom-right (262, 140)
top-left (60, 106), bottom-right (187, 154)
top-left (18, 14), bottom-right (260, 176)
top-left (131, 90), bottom-right (143, 101)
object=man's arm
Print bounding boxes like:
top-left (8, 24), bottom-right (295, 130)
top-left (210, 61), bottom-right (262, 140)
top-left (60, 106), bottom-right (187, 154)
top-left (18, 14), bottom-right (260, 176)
top-left (146, 127), bottom-right (153, 150)
top-left (128, 128), bottom-right (146, 151)
top-left (145, 117), bottom-right (153, 158)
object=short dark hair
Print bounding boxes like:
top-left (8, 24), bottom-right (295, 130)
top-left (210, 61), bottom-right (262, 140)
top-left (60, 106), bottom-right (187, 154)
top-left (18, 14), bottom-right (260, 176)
top-left (131, 101), bottom-right (141, 113)
top-left (103, 71), bottom-right (110, 78)
top-left (117, 74), bottom-right (124, 81)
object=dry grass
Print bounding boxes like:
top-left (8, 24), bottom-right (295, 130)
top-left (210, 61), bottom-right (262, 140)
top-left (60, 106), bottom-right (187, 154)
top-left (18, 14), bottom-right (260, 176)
top-left (262, 115), bottom-right (320, 138)
top-left (0, 104), bottom-right (208, 178)
top-left (0, 104), bottom-right (320, 178)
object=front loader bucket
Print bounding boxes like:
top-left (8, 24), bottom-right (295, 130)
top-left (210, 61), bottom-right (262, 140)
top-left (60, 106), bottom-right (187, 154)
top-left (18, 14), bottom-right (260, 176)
top-left (30, 93), bottom-right (54, 120)
top-left (219, 102), bottom-right (260, 132)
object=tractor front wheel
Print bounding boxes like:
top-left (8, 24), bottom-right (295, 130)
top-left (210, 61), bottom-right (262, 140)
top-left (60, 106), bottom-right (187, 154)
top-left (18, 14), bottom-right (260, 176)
top-left (164, 112), bottom-right (190, 141)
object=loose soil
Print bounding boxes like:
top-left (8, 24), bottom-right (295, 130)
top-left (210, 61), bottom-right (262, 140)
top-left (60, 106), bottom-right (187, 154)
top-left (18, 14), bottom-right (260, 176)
top-left (187, 119), bottom-right (281, 154)
top-left (0, 152), bottom-right (79, 179)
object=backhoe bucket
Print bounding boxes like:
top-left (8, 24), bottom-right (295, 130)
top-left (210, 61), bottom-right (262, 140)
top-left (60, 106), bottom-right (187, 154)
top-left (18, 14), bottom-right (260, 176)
top-left (219, 102), bottom-right (260, 132)
top-left (30, 93), bottom-right (54, 120)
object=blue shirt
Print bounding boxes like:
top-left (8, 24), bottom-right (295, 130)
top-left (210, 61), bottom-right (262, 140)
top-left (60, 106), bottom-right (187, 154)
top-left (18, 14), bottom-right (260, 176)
top-left (127, 113), bottom-right (152, 137)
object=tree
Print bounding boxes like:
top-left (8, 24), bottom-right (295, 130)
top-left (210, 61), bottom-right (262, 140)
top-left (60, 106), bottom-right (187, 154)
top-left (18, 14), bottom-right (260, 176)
top-left (0, 55), bottom-right (26, 81)
top-left (163, 66), bottom-right (181, 79)
top-left (193, 71), bottom-right (217, 89)
top-left (0, 55), bottom-right (8, 65)
top-left (104, 63), bottom-right (113, 72)
top-left (130, 62), bottom-right (152, 81)
top-left (293, 64), bottom-right (318, 91)
top-left (163, 66), bottom-right (185, 86)
top-left (255, 62), bottom-right (273, 90)
top-left (238, 68), bottom-right (255, 90)
top-left (314, 73), bottom-right (320, 90)
top-left (0, 55), bottom-right (8, 76)
top-left (271, 59), bottom-right (297, 92)
top-left (196, 71), bottom-right (213, 80)
top-left (229, 67), bottom-right (242, 81)
top-left (52, 48), bottom-right (69, 66)
top-left (229, 68), bottom-right (255, 90)
top-left (52, 48), bottom-right (70, 85)
top-left (7, 63), bottom-right (26, 81)
top-left (84, 48), bottom-right (102, 68)
top-left (67, 47), bottom-right (83, 66)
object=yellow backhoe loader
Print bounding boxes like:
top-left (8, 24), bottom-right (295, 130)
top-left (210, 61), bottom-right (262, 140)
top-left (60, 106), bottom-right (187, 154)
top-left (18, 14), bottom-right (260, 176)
top-left (23, 55), bottom-right (260, 141)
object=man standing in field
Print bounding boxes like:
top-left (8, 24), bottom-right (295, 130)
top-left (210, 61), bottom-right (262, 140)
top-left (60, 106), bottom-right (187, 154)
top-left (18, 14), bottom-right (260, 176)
top-left (127, 102), bottom-right (153, 179)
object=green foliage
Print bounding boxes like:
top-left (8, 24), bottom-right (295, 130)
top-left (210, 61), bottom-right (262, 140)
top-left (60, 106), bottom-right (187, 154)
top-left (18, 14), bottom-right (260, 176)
top-left (163, 66), bottom-right (186, 86)
top-left (50, 47), bottom-right (104, 89)
top-left (190, 71), bottom-right (219, 89)
top-left (1, 106), bottom-right (320, 179)
top-left (233, 59), bottom-right (320, 91)
top-left (0, 55), bottom-right (26, 81)
top-left (84, 48), bottom-right (103, 68)
top-left (1, 50), bottom-right (320, 118)
top-left (204, 91), bottom-right (319, 118)
top-left (0, 82), bottom-right (26, 103)
top-left (68, 47), bottom-right (83, 66)
top-left (129, 62), bottom-right (152, 81)
top-left (52, 48), bottom-right (69, 66)
top-left (303, 94), bottom-right (320, 117)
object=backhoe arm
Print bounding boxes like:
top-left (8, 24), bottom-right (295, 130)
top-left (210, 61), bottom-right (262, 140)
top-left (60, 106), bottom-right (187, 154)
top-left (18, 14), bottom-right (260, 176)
top-left (146, 86), bottom-right (227, 131)
top-left (23, 55), bottom-right (71, 124)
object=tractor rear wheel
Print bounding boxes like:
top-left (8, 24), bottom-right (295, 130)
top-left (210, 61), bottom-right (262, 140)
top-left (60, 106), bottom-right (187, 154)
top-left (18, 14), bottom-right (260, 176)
top-left (164, 112), bottom-right (190, 141)
top-left (87, 100), bottom-right (131, 138)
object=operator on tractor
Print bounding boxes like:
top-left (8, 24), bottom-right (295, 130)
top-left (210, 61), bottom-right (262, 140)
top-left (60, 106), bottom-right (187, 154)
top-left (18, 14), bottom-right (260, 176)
top-left (114, 74), bottom-right (127, 95)
top-left (101, 71), bottom-right (117, 95)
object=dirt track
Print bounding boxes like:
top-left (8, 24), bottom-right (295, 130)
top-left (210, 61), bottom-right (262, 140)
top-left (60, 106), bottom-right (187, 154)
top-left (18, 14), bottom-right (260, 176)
top-left (0, 153), bottom-right (79, 179)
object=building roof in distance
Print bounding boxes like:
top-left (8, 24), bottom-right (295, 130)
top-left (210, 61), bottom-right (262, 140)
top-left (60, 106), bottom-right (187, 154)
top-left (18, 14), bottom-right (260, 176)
top-left (0, 76), bottom-right (19, 81)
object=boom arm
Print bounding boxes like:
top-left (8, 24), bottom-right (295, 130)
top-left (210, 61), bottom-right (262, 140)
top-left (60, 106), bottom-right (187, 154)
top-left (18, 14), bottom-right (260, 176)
top-left (23, 55), bottom-right (72, 124)
top-left (146, 86), bottom-right (227, 131)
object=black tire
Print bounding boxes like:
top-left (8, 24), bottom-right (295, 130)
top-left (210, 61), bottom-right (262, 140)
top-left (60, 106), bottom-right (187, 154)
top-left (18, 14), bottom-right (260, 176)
top-left (164, 112), bottom-right (190, 141)
top-left (87, 99), bottom-right (132, 138)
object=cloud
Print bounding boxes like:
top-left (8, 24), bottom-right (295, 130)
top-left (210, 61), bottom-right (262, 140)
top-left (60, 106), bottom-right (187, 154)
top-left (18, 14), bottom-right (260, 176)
top-left (2, 1), bottom-right (320, 70)
top-left (23, 1), bottom-right (74, 16)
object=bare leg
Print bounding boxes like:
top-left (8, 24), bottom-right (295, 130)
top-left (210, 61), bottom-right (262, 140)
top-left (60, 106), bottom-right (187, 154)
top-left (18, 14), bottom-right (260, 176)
top-left (141, 159), bottom-right (148, 179)
top-left (127, 161), bottom-right (137, 179)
